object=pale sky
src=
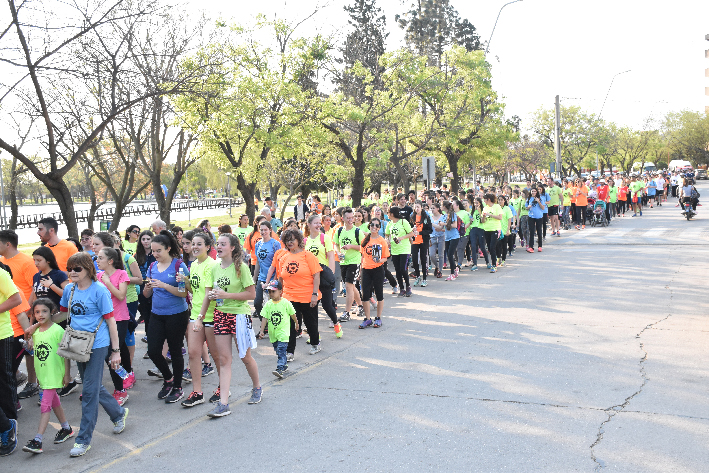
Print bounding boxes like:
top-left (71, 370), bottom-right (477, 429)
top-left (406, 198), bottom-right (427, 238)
top-left (189, 0), bottom-right (709, 132)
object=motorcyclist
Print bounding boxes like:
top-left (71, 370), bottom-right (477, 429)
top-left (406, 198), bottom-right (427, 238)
top-left (678, 177), bottom-right (698, 212)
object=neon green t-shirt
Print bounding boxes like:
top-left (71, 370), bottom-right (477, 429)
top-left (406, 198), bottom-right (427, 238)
top-left (124, 254), bottom-right (139, 304)
top-left (470, 210), bottom-right (483, 229)
top-left (190, 257), bottom-right (218, 322)
top-left (123, 241), bottom-right (138, 256)
top-left (456, 210), bottom-right (471, 236)
top-left (212, 262), bottom-right (254, 315)
top-left (548, 186), bottom-right (561, 206)
top-left (608, 186), bottom-right (618, 203)
top-left (385, 219), bottom-right (413, 255)
top-left (630, 181), bottom-right (645, 198)
top-left (481, 204), bottom-right (503, 232)
top-left (261, 298), bottom-right (295, 343)
top-left (336, 226), bottom-right (362, 265)
top-left (562, 189), bottom-right (572, 206)
top-left (357, 223), bottom-right (370, 233)
top-left (33, 323), bottom-right (66, 389)
top-left (503, 206), bottom-right (513, 227)
top-left (234, 226), bottom-right (253, 247)
top-left (305, 234), bottom-right (334, 266)
top-left (0, 268), bottom-right (18, 340)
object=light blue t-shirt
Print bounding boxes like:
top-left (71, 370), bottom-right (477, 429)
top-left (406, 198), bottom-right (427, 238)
top-left (255, 238), bottom-right (281, 282)
top-left (60, 282), bottom-right (113, 349)
top-left (432, 214), bottom-right (446, 238)
top-left (443, 213), bottom-right (460, 242)
top-left (527, 198), bottom-right (544, 219)
top-left (647, 181), bottom-right (657, 196)
top-left (540, 193), bottom-right (550, 214)
top-left (147, 258), bottom-right (190, 315)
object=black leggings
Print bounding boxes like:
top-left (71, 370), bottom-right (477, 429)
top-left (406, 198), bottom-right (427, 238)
top-left (576, 206), bottom-right (587, 225)
top-left (542, 214), bottom-right (548, 238)
top-left (138, 292), bottom-right (152, 333)
top-left (108, 320), bottom-right (133, 391)
top-left (384, 260), bottom-right (397, 288)
top-left (444, 238), bottom-right (459, 274)
top-left (496, 234), bottom-right (508, 261)
top-left (411, 237), bottom-right (429, 280)
top-left (391, 254), bottom-right (410, 289)
top-left (288, 301), bottom-right (319, 353)
top-left (319, 282), bottom-right (338, 324)
top-left (484, 231), bottom-right (498, 267)
top-left (528, 217), bottom-right (544, 249)
top-left (147, 310), bottom-right (190, 389)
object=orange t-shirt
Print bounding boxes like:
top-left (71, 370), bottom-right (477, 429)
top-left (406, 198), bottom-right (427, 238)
top-left (360, 235), bottom-right (391, 269)
top-left (10, 290), bottom-right (31, 337)
top-left (48, 239), bottom-right (78, 272)
top-left (618, 186), bottom-right (628, 201)
top-left (0, 252), bottom-right (36, 300)
top-left (279, 250), bottom-right (322, 303)
top-left (272, 248), bottom-right (288, 279)
top-left (244, 231), bottom-right (262, 264)
top-left (412, 215), bottom-right (424, 245)
top-left (312, 202), bottom-right (323, 214)
top-left (575, 185), bottom-right (589, 207)
top-left (569, 186), bottom-right (577, 205)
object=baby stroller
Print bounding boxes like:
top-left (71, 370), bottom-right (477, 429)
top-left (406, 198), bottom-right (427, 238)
top-left (590, 199), bottom-right (608, 227)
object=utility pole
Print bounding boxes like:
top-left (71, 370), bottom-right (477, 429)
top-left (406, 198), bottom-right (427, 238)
top-left (554, 95), bottom-right (562, 178)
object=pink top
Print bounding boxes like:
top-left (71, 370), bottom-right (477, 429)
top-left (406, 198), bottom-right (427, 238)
top-left (97, 269), bottom-right (131, 322)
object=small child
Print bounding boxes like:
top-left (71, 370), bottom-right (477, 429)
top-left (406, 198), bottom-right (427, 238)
top-left (258, 280), bottom-right (298, 379)
top-left (23, 298), bottom-right (75, 454)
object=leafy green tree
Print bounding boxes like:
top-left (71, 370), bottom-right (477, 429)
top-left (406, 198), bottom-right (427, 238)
top-left (663, 110), bottom-right (709, 166)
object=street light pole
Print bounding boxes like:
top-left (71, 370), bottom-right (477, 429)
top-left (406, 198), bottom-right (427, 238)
top-left (485, 0), bottom-right (523, 55)
top-left (596, 69), bottom-right (631, 174)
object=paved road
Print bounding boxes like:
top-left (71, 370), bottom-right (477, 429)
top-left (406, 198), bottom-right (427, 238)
top-left (7, 185), bottom-right (709, 472)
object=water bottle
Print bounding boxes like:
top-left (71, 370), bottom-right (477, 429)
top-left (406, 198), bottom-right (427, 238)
top-left (178, 268), bottom-right (186, 292)
top-left (20, 338), bottom-right (33, 356)
top-left (114, 365), bottom-right (129, 379)
top-left (214, 285), bottom-right (224, 307)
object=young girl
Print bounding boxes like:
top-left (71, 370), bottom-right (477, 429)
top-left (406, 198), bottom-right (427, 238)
top-left (206, 234), bottom-right (260, 417)
top-left (468, 198), bottom-right (490, 271)
top-left (182, 232), bottom-right (219, 408)
top-left (135, 230), bottom-right (155, 344)
top-left (385, 206), bottom-right (415, 294)
top-left (359, 218), bottom-right (390, 328)
top-left (410, 202), bottom-right (432, 287)
top-left (257, 280), bottom-right (298, 379)
top-left (481, 194), bottom-right (504, 272)
top-left (22, 299), bottom-right (74, 454)
top-left (495, 195), bottom-right (513, 268)
top-left (441, 201), bottom-right (460, 280)
top-left (96, 248), bottom-right (131, 406)
top-left (429, 203), bottom-right (446, 278)
top-left (181, 231), bottom-right (197, 271)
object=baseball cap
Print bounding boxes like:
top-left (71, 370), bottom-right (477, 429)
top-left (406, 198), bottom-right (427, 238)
top-left (266, 280), bottom-right (282, 291)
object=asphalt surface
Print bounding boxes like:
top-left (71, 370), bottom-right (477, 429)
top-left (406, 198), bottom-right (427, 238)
top-left (6, 184), bottom-right (709, 472)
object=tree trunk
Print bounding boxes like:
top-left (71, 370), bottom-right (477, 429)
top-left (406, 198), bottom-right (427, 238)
top-left (444, 148), bottom-right (461, 194)
top-left (46, 179), bottom-right (79, 238)
top-left (8, 158), bottom-right (19, 230)
top-left (351, 157), bottom-right (366, 208)
top-left (236, 173), bottom-right (257, 225)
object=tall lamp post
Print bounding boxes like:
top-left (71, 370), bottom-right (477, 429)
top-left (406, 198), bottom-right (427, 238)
top-left (596, 69), bottom-right (631, 174)
top-left (485, 0), bottom-right (523, 55)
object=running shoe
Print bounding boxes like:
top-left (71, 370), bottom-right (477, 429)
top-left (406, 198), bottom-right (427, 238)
top-left (286, 353), bottom-right (295, 362)
top-left (181, 391), bottom-right (204, 407)
top-left (454, 266), bottom-right (459, 277)
top-left (413, 276), bottom-right (421, 287)
top-left (334, 323), bottom-right (343, 338)
top-left (557, 232), bottom-right (561, 237)
top-left (391, 286), bottom-right (398, 294)
top-left (397, 289), bottom-right (406, 297)
top-left (15, 401), bottom-right (21, 412)
top-left (157, 381), bottom-right (173, 400)
top-left (141, 336), bottom-right (148, 343)
top-left (575, 225), bottom-right (581, 229)
top-left (357, 305), bottom-right (365, 317)
top-left (500, 261), bottom-right (506, 267)
top-left (181, 347), bottom-right (187, 356)
top-left (15, 370), bottom-right (27, 387)
top-left (0, 419), bottom-right (17, 457)
top-left (248, 387), bottom-right (263, 404)
top-left (123, 372), bottom-right (135, 390)
top-left (309, 344), bottom-right (322, 355)
top-left (54, 427), bottom-right (75, 444)
top-left (631, 214), bottom-right (637, 217)
top-left (470, 265), bottom-right (478, 271)
top-left (147, 368), bottom-right (162, 378)
top-left (23, 439), bottom-right (43, 454)
top-left (486, 263), bottom-right (492, 269)
top-left (490, 267), bottom-right (497, 273)
top-left (272, 369), bottom-right (285, 379)
top-left (359, 319), bottom-right (373, 329)
top-left (182, 368), bottom-right (192, 383)
top-left (143, 351), bottom-right (150, 359)
top-left (445, 274), bottom-right (457, 281)
top-left (165, 387), bottom-right (184, 404)
top-left (165, 351), bottom-right (172, 363)
top-left (496, 258), bottom-right (501, 266)
top-left (69, 443), bottom-right (90, 457)
top-left (113, 408), bottom-right (129, 434)
top-left (373, 317), bottom-right (382, 327)
top-left (582, 225), bottom-right (586, 229)
top-left (421, 280), bottom-right (428, 287)
top-left (405, 287), bottom-right (412, 297)
top-left (538, 247), bottom-right (543, 252)
top-left (18, 382), bottom-right (39, 399)
top-left (338, 311), bottom-right (351, 323)
top-left (209, 387), bottom-right (231, 403)
top-left (526, 248), bottom-right (534, 253)
top-left (58, 380), bottom-right (78, 397)
top-left (201, 363), bottom-right (215, 377)
top-left (113, 389), bottom-right (129, 406)
top-left (207, 402), bottom-right (231, 417)
top-left (328, 320), bottom-right (334, 328)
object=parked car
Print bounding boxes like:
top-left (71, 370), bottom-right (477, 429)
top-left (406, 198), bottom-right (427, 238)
top-left (696, 169), bottom-right (707, 180)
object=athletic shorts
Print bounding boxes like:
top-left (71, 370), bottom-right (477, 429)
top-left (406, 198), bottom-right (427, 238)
top-left (189, 318), bottom-right (214, 328)
top-left (125, 330), bottom-right (135, 347)
top-left (213, 310), bottom-right (237, 335)
top-left (548, 205), bottom-right (559, 216)
top-left (361, 265), bottom-right (385, 302)
top-left (40, 388), bottom-right (61, 414)
top-left (341, 264), bottom-right (358, 284)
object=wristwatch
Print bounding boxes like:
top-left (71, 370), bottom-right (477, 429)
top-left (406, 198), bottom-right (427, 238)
top-left (111, 348), bottom-right (120, 353)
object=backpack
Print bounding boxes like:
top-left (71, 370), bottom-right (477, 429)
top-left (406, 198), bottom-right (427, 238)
top-left (456, 215), bottom-right (465, 237)
top-left (149, 258), bottom-right (192, 309)
top-left (337, 226), bottom-right (360, 245)
top-left (691, 187), bottom-right (700, 199)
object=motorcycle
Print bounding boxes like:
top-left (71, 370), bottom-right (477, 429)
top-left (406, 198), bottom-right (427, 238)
top-left (682, 199), bottom-right (696, 220)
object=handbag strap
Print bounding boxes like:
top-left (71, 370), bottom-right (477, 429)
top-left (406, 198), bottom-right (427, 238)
top-left (66, 284), bottom-right (76, 325)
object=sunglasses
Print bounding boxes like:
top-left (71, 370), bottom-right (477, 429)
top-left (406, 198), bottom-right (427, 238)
top-left (69, 267), bottom-right (84, 273)
top-left (370, 223), bottom-right (380, 228)
top-left (131, 229), bottom-right (139, 234)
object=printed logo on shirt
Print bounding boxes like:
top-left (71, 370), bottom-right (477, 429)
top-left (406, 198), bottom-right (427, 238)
top-left (71, 301), bottom-right (87, 316)
top-left (390, 226), bottom-right (400, 237)
top-left (257, 247), bottom-right (269, 261)
top-left (368, 244), bottom-right (382, 263)
top-left (286, 261), bottom-right (299, 275)
top-left (270, 312), bottom-right (283, 327)
top-left (306, 244), bottom-right (320, 256)
top-left (35, 342), bottom-right (51, 362)
top-left (190, 274), bottom-right (201, 290)
top-left (216, 276), bottom-right (231, 288)
top-left (341, 237), bottom-right (353, 247)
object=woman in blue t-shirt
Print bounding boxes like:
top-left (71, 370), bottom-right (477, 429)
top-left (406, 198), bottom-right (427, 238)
top-left (56, 252), bottom-right (127, 457)
top-left (143, 231), bottom-right (190, 405)
top-left (442, 201), bottom-right (459, 281)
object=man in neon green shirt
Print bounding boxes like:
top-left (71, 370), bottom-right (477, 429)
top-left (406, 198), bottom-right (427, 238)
top-left (630, 177), bottom-right (645, 217)
top-left (546, 178), bottom-right (562, 236)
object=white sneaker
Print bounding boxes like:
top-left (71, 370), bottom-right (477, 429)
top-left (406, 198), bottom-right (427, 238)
top-left (309, 344), bottom-right (322, 355)
top-left (286, 353), bottom-right (295, 362)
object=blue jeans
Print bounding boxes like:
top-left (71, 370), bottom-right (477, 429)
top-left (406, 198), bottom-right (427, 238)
top-left (469, 227), bottom-right (489, 266)
top-left (76, 345), bottom-right (125, 445)
top-left (272, 341), bottom-right (288, 370)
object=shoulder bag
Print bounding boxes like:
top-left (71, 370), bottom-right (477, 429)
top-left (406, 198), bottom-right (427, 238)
top-left (56, 284), bottom-right (104, 362)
